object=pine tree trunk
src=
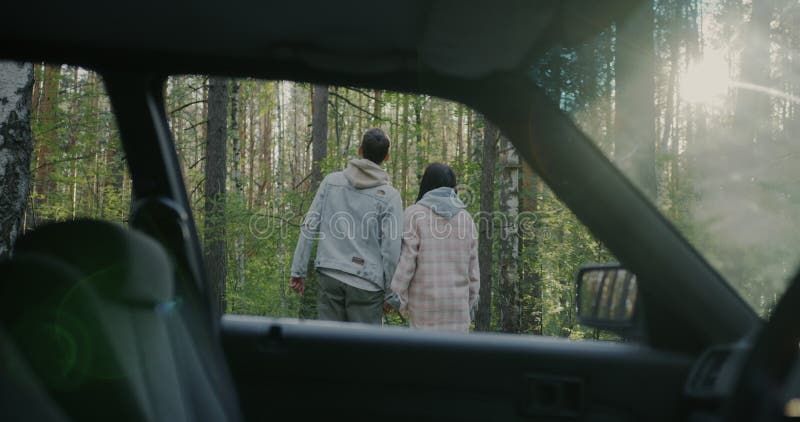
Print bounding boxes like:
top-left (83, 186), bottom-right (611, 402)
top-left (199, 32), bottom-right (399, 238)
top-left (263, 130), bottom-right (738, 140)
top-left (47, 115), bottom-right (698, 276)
top-left (372, 89), bottom-right (382, 126)
top-left (0, 61), bottom-right (34, 258)
top-left (299, 83), bottom-right (329, 320)
top-left (520, 162), bottom-right (542, 334)
top-left (35, 64), bottom-right (60, 208)
top-left (475, 117), bottom-right (497, 331)
top-left (311, 84), bottom-right (329, 190)
top-left (204, 77), bottom-right (229, 316)
top-left (456, 105), bottom-right (464, 165)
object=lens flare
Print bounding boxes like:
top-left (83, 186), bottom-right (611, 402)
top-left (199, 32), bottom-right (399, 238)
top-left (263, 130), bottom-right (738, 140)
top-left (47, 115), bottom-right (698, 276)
top-left (680, 51), bottom-right (730, 104)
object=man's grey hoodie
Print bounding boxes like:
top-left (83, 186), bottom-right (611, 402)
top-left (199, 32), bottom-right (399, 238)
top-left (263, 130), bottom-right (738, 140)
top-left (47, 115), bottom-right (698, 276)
top-left (290, 158), bottom-right (403, 293)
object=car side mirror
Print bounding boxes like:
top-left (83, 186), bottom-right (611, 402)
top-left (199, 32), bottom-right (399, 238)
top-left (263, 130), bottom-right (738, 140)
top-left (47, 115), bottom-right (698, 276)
top-left (576, 264), bottom-right (641, 336)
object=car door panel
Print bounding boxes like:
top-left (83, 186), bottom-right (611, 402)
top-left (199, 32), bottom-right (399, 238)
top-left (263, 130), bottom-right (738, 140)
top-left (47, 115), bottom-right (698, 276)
top-left (221, 315), bottom-right (690, 421)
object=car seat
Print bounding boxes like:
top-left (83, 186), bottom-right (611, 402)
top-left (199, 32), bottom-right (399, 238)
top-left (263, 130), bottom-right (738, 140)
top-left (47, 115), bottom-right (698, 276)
top-left (0, 219), bottom-right (242, 421)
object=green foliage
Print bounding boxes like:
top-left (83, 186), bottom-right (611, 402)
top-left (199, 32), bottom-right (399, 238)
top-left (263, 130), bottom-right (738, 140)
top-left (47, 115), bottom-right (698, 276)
top-left (25, 1), bottom-right (800, 347)
top-left (24, 64), bottom-right (624, 341)
top-left (29, 67), bottom-right (130, 227)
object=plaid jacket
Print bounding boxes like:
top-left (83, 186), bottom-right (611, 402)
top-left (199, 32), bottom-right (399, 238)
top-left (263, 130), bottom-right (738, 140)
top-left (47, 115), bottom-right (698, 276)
top-left (390, 204), bottom-right (480, 332)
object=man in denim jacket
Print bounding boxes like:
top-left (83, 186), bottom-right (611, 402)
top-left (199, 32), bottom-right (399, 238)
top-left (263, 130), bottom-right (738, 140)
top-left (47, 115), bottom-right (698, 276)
top-left (289, 128), bottom-right (403, 324)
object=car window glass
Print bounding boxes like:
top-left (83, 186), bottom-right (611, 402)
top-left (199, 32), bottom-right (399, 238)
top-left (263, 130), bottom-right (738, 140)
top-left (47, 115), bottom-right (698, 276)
top-left (164, 76), bottom-right (621, 340)
top-left (23, 64), bottom-right (129, 227)
top-left (530, 0), bottom-right (800, 318)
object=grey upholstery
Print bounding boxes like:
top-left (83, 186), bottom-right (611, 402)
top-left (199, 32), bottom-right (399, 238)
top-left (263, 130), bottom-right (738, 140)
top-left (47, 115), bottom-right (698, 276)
top-left (0, 219), bottom-right (241, 421)
top-left (0, 326), bottom-right (69, 422)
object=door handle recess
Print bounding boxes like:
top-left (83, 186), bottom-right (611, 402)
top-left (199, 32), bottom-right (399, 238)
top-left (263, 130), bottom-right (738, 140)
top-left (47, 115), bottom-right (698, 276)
top-left (522, 375), bottom-right (583, 418)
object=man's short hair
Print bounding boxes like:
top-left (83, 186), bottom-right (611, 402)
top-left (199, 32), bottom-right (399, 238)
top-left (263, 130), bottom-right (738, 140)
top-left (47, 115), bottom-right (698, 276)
top-left (361, 128), bottom-right (391, 164)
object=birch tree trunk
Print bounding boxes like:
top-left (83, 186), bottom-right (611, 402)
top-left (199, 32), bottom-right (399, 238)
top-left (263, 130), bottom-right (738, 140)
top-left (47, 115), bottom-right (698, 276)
top-left (205, 77), bottom-right (229, 316)
top-left (401, 95), bottom-right (410, 202)
top-left (0, 61), bottom-right (34, 258)
top-left (456, 105), bottom-right (464, 165)
top-left (498, 136), bottom-right (520, 333)
top-left (230, 81), bottom-right (246, 306)
top-left (247, 85), bottom-right (256, 209)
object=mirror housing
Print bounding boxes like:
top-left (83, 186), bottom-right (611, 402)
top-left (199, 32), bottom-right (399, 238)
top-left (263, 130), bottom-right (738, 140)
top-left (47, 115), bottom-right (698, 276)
top-left (576, 264), bottom-right (642, 337)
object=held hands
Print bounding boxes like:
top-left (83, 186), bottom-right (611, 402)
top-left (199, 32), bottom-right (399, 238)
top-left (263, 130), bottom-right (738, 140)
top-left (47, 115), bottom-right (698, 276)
top-left (383, 301), bottom-right (408, 320)
top-left (289, 277), bottom-right (305, 295)
top-left (383, 298), bottom-right (408, 319)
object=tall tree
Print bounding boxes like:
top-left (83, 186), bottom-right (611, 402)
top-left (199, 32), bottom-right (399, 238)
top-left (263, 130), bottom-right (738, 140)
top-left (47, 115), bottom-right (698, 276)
top-left (299, 83), bottom-right (329, 320)
top-left (0, 61), bottom-right (34, 258)
top-left (247, 82), bottom-right (257, 209)
top-left (311, 84), bottom-right (329, 190)
top-left (33, 64), bottom-right (60, 213)
top-left (257, 88), bottom-right (273, 203)
top-left (498, 136), bottom-right (521, 333)
top-left (204, 77), bottom-right (229, 316)
top-left (230, 81), bottom-right (246, 299)
top-left (615, 1), bottom-right (657, 198)
top-left (401, 95), bottom-right (411, 202)
top-left (456, 105), bottom-right (464, 165)
top-left (440, 101), bottom-right (449, 160)
top-left (413, 97), bottom-right (424, 174)
top-left (519, 162), bottom-right (542, 334)
top-left (372, 89), bottom-right (382, 126)
top-left (475, 117), bottom-right (497, 331)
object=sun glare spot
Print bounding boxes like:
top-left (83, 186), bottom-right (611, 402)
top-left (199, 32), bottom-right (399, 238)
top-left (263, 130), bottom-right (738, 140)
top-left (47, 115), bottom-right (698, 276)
top-left (680, 51), bottom-right (730, 105)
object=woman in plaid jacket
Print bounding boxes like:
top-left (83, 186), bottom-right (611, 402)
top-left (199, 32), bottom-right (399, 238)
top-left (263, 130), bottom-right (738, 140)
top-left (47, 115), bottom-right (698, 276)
top-left (390, 163), bottom-right (480, 332)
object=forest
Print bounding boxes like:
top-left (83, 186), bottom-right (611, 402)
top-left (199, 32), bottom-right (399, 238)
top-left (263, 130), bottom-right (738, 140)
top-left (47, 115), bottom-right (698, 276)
top-left (2, 0), bottom-right (799, 337)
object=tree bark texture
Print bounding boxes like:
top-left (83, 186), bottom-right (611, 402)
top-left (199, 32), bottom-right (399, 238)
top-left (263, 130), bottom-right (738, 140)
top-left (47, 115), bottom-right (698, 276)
top-left (498, 136), bottom-right (521, 333)
top-left (475, 117), bottom-right (497, 331)
top-left (204, 77), bottom-right (229, 316)
top-left (300, 83), bottom-right (329, 320)
top-left (311, 84), bottom-right (329, 190)
top-left (520, 162), bottom-right (542, 334)
top-left (230, 81), bottom-right (246, 300)
top-left (0, 61), bottom-right (34, 258)
top-left (34, 64), bottom-right (60, 205)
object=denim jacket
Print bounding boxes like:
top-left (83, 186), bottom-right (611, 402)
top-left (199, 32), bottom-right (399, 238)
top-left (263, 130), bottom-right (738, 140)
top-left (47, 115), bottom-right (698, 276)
top-left (290, 159), bottom-right (403, 292)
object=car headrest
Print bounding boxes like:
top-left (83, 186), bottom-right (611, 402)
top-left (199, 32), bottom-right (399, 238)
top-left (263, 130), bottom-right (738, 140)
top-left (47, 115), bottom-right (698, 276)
top-left (13, 219), bottom-right (174, 305)
top-left (0, 253), bottom-right (137, 399)
top-left (0, 325), bottom-right (70, 422)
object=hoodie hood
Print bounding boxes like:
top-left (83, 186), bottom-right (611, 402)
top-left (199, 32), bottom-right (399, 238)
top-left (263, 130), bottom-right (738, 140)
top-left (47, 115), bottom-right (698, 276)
top-left (343, 158), bottom-right (389, 189)
top-left (417, 187), bottom-right (466, 218)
